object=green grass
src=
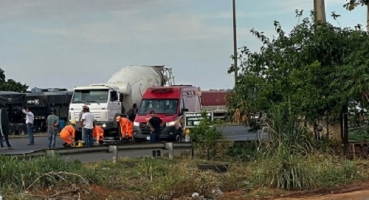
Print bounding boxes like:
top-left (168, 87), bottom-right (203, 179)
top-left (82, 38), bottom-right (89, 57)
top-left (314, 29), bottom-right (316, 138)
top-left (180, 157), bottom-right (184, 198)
top-left (0, 152), bottom-right (364, 199)
top-left (0, 155), bottom-right (97, 199)
top-left (1, 104), bottom-right (366, 199)
top-left (348, 128), bottom-right (369, 141)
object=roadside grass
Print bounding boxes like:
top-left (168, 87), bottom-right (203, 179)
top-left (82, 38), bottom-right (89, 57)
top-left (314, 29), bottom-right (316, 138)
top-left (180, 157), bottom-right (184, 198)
top-left (0, 155), bottom-right (96, 199)
top-left (1, 105), bottom-right (367, 199)
top-left (349, 127), bottom-right (369, 141)
top-left (0, 151), bottom-right (367, 199)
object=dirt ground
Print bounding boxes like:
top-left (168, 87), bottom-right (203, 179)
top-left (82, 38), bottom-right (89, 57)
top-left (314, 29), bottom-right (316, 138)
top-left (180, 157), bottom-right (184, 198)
top-left (29, 182), bottom-right (369, 200)
top-left (220, 181), bottom-right (369, 200)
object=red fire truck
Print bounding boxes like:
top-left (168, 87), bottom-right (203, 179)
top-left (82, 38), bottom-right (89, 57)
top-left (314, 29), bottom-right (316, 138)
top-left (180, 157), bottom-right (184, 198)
top-left (133, 85), bottom-right (201, 142)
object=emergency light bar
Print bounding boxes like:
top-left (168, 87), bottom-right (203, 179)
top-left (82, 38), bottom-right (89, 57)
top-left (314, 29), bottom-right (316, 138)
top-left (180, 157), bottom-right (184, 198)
top-left (151, 87), bottom-right (173, 93)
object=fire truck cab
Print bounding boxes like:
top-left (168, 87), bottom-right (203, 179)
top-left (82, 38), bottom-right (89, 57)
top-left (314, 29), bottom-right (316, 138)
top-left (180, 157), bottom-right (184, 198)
top-left (133, 85), bottom-right (201, 142)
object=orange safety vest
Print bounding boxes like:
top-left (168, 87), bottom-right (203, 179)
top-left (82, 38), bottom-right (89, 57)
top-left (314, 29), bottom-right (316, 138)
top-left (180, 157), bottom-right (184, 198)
top-left (60, 125), bottom-right (75, 139)
top-left (93, 126), bottom-right (104, 141)
top-left (119, 117), bottom-right (133, 138)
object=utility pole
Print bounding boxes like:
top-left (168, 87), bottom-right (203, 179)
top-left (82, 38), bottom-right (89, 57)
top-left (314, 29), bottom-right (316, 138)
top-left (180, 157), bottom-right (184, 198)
top-left (232, 0), bottom-right (238, 86)
top-left (313, 0), bottom-right (326, 26)
top-left (367, 3), bottom-right (369, 32)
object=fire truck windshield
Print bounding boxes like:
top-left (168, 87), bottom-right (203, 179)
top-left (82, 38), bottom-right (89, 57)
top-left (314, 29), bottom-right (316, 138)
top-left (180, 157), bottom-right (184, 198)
top-left (139, 99), bottom-right (178, 114)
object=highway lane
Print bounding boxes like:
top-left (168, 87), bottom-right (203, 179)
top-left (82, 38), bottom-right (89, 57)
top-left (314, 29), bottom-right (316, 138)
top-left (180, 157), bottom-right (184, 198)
top-left (0, 125), bottom-right (268, 159)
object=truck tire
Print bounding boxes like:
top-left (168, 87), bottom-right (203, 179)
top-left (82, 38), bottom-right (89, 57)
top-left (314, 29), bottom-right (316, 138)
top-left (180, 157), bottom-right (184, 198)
top-left (175, 128), bottom-right (182, 142)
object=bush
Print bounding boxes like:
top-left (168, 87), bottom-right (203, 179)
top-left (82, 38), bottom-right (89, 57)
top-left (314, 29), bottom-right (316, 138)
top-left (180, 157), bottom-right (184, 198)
top-left (249, 152), bottom-right (361, 191)
top-left (191, 111), bottom-right (224, 160)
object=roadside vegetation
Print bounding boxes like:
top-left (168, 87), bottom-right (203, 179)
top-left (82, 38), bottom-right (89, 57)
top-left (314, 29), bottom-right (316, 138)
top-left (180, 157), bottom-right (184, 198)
top-left (1, 106), bottom-right (368, 199)
top-left (0, 150), bottom-right (366, 199)
top-left (4, 8), bottom-right (369, 200)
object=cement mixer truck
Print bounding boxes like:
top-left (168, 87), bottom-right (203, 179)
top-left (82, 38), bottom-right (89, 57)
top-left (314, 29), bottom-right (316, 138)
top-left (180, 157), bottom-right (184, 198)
top-left (68, 65), bottom-right (174, 141)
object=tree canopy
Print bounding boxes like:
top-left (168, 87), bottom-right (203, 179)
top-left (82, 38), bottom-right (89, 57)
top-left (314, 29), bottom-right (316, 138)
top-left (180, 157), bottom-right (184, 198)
top-left (228, 11), bottom-right (369, 126)
top-left (344, 0), bottom-right (369, 11)
top-left (0, 69), bottom-right (28, 92)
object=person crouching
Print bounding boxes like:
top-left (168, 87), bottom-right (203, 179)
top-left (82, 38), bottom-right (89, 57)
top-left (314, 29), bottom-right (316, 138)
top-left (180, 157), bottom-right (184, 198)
top-left (116, 116), bottom-right (133, 140)
top-left (60, 120), bottom-right (76, 148)
top-left (92, 122), bottom-right (104, 145)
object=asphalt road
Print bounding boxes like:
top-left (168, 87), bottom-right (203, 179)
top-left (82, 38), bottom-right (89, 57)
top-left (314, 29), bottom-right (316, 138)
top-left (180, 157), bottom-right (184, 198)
top-left (0, 125), bottom-right (268, 162)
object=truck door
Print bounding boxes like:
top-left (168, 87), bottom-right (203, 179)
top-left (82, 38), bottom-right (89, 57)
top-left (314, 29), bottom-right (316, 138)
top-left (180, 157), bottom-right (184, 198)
top-left (108, 90), bottom-right (121, 121)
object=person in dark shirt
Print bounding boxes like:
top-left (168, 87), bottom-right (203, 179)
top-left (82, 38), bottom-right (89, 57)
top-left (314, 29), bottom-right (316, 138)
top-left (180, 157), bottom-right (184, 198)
top-left (148, 110), bottom-right (163, 157)
top-left (128, 103), bottom-right (138, 122)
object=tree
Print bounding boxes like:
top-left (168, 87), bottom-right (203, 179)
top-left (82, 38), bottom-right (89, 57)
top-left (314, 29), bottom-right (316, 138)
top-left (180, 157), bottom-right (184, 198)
top-left (228, 11), bottom-right (369, 145)
top-left (344, 0), bottom-right (369, 31)
top-left (0, 69), bottom-right (28, 92)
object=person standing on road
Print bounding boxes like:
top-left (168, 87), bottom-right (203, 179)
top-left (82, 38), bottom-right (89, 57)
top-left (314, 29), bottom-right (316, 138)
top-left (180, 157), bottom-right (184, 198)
top-left (46, 109), bottom-right (59, 149)
top-left (0, 108), bottom-right (12, 150)
top-left (147, 110), bottom-right (164, 157)
top-left (22, 107), bottom-right (35, 145)
top-left (60, 120), bottom-right (76, 147)
top-left (79, 105), bottom-right (87, 143)
top-left (128, 103), bottom-right (138, 122)
top-left (81, 107), bottom-right (95, 146)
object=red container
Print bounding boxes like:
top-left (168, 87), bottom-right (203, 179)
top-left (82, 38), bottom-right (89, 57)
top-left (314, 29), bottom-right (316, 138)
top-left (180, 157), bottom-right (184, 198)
top-left (201, 91), bottom-right (227, 106)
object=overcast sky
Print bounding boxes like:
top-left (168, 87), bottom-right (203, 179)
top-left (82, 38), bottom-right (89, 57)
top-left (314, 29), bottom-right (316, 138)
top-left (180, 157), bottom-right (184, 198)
top-left (0, 0), bottom-right (366, 91)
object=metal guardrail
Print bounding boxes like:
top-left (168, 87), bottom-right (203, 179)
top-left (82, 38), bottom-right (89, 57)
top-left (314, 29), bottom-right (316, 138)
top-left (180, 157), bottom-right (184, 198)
top-left (4, 142), bottom-right (194, 161)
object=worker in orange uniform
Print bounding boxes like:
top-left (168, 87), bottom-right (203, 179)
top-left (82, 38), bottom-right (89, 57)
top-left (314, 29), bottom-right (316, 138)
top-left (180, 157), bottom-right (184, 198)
top-left (116, 116), bottom-right (133, 140)
top-left (60, 120), bottom-right (76, 148)
top-left (92, 123), bottom-right (104, 144)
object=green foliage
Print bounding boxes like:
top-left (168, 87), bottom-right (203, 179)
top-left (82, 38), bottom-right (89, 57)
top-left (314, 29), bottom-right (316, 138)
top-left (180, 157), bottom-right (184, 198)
top-left (191, 111), bottom-right (223, 160)
top-left (0, 68), bottom-right (28, 92)
top-left (250, 153), bottom-right (361, 190)
top-left (266, 104), bottom-right (316, 156)
top-left (348, 126), bottom-right (369, 141)
top-left (344, 0), bottom-right (369, 11)
top-left (228, 11), bottom-right (369, 127)
top-left (226, 142), bottom-right (263, 162)
top-left (87, 157), bottom-right (249, 199)
top-left (1, 154), bottom-right (364, 198)
top-left (0, 155), bottom-right (93, 192)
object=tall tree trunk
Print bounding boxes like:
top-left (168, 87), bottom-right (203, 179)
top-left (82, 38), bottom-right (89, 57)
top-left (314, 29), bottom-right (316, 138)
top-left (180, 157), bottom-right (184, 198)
top-left (314, 0), bottom-right (327, 25)
top-left (340, 105), bottom-right (349, 154)
top-left (340, 110), bottom-right (344, 142)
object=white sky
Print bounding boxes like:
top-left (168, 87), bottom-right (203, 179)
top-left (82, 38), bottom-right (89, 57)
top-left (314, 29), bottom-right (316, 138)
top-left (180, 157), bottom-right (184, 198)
top-left (0, 0), bottom-right (366, 91)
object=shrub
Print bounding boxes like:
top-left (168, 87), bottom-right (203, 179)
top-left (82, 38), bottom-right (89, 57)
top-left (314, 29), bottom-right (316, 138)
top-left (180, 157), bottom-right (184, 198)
top-left (191, 111), bottom-right (223, 160)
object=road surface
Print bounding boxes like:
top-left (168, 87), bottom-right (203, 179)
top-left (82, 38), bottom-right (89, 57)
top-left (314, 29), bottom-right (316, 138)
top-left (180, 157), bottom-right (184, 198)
top-left (0, 125), bottom-right (267, 162)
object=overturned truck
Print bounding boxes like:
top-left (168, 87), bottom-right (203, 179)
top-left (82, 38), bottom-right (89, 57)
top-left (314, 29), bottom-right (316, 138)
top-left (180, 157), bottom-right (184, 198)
top-left (0, 91), bottom-right (26, 135)
top-left (25, 90), bottom-right (73, 132)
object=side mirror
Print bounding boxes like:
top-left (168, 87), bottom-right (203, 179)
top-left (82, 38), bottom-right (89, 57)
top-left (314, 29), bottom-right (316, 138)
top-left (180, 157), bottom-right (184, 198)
top-left (181, 108), bottom-right (189, 115)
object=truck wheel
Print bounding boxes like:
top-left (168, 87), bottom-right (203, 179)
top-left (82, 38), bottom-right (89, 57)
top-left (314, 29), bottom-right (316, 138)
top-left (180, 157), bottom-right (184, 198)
top-left (175, 134), bottom-right (181, 142)
top-left (174, 128), bottom-right (182, 142)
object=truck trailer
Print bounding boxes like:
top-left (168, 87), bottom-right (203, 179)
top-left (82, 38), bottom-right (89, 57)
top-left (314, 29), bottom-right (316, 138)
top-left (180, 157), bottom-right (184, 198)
top-left (0, 91), bottom-right (26, 135)
top-left (25, 90), bottom-right (73, 132)
top-left (200, 90), bottom-right (229, 120)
